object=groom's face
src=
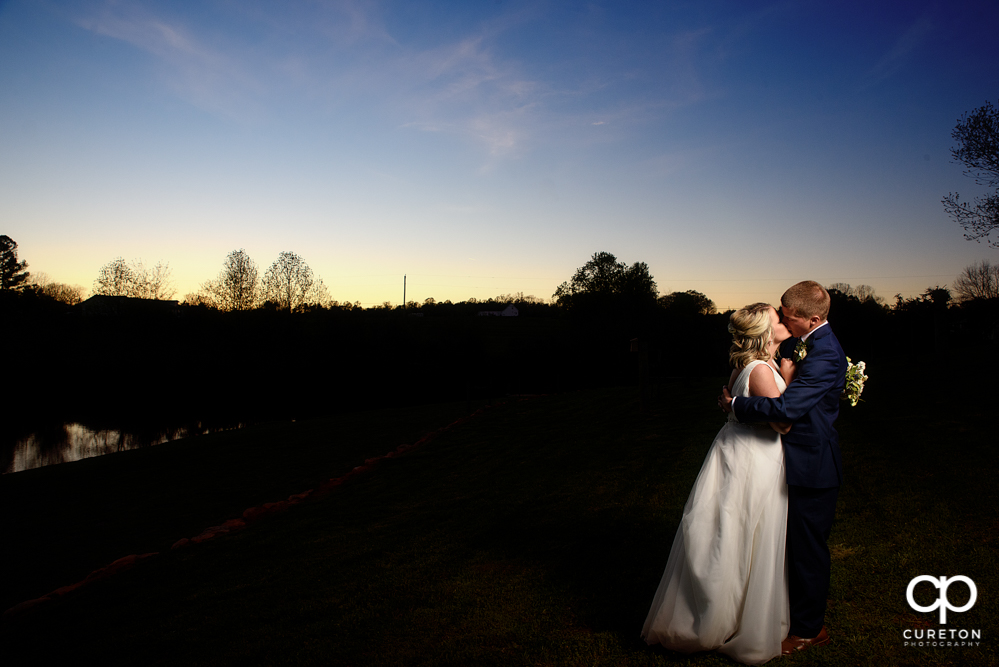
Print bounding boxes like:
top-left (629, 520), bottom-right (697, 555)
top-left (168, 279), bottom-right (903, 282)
top-left (778, 306), bottom-right (813, 338)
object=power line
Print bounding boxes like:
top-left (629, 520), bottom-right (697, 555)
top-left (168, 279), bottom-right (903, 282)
top-left (330, 273), bottom-right (552, 279)
top-left (657, 274), bottom-right (957, 282)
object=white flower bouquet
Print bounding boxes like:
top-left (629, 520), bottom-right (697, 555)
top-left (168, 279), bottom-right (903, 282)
top-left (842, 357), bottom-right (868, 406)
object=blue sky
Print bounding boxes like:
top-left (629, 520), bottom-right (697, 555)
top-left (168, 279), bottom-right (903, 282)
top-left (2, 0), bottom-right (997, 309)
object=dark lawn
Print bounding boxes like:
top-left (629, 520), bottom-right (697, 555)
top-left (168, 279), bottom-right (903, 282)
top-left (1, 369), bottom-right (995, 666)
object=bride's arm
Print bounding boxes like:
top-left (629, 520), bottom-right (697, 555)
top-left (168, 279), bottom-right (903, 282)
top-left (748, 364), bottom-right (792, 434)
top-left (770, 420), bottom-right (792, 435)
top-left (780, 357), bottom-right (797, 387)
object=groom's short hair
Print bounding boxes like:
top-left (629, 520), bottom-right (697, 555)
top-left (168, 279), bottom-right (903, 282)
top-left (782, 280), bottom-right (830, 320)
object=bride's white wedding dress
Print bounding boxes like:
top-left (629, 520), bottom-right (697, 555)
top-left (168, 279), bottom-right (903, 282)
top-left (641, 360), bottom-right (789, 665)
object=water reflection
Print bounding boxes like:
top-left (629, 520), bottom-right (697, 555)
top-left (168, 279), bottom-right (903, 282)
top-left (2, 421), bottom-right (244, 474)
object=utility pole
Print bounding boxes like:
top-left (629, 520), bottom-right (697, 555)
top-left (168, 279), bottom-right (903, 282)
top-left (403, 274), bottom-right (406, 311)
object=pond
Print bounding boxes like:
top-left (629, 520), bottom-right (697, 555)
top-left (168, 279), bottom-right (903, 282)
top-left (2, 421), bottom-right (245, 474)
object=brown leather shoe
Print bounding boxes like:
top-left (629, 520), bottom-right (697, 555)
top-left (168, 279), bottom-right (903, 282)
top-left (781, 626), bottom-right (830, 655)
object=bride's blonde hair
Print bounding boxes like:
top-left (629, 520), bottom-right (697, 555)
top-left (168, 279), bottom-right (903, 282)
top-left (728, 302), bottom-right (774, 368)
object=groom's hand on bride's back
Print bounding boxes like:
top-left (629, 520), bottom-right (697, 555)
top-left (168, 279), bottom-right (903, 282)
top-left (718, 386), bottom-right (733, 413)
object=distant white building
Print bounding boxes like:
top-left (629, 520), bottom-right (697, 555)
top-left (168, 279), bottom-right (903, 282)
top-left (477, 304), bottom-right (519, 317)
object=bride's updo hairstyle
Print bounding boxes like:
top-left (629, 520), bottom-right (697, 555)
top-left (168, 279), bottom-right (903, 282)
top-left (728, 302), bottom-right (774, 368)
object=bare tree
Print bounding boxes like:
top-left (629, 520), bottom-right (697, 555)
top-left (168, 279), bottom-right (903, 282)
top-left (942, 100), bottom-right (999, 246)
top-left (48, 284), bottom-right (86, 304)
top-left (261, 251), bottom-right (328, 312)
top-left (953, 260), bottom-right (999, 301)
top-left (207, 249), bottom-right (259, 311)
top-left (93, 258), bottom-right (174, 299)
top-left (93, 258), bottom-right (137, 296)
top-left (32, 273), bottom-right (86, 304)
top-left (133, 261), bottom-right (176, 300)
top-left (183, 291), bottom-right (216, 307)
top-left (1, 235), bottom-right (30, 290)
top-left (494, 292), bottom-right (546, 304)
top-left (827, 283), bottom-right (885, 305)
top-left (851, 284), bottom-right (882, 304)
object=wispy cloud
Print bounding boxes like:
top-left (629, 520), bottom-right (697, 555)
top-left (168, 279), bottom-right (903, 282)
top-left (384, 18), bottom-right (721, 163)
top-left (863, 16), bottom-right (934, 88)
top-left (72, 2), bottom-right (266, 121)
top-left (385, 32), bottom-right (545, 159)
top-left (64, 0), bottom-right (721, 160)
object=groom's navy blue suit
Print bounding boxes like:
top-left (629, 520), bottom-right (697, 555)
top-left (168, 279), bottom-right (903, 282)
top-left (734, 323), bottom-right (846, 638)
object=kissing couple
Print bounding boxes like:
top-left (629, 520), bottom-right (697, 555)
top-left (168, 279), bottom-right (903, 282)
top-left (641, 280), bottom-right (846, 665)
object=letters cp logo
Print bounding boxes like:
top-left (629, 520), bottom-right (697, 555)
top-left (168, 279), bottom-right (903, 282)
top-left (906, 575), bottom-right (977, 624)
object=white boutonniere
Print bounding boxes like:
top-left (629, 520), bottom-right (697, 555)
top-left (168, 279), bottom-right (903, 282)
top-left (792, 338), bottom-right (810, 362)
top-left (841, 357), bottom-right (868, 407)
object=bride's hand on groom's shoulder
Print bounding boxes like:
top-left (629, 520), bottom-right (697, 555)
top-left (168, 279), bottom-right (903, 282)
top-left (780, 357), bottom-right (797, 386)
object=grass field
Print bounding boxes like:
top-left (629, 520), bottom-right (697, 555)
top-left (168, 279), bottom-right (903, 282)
top-left (1, 368), bottom-right (996, 666)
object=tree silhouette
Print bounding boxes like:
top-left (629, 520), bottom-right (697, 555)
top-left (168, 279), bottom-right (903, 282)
top-left (658, 290), bottom-right (716, 315)
top-left (942, 100), bottom-right (999, 246)
top-left (93, 258), bottom-right (137, 296)
top-left (953, 260), bottom-right (999, 301)
top-left (93, 258), bottom-right (174, 299)
top-left (30, 272), bottom-right (85, 304)
top-left (826, 283), bottom-right (884, 305)
top-left (132, 261), bottom-right (175, 300)
top-left (202, 249), bottom-right (259, 311)
top-left (42, 283), bottom-right (86, 305)
top-left (0, 235), bottom-right (30, 290)
top-left (552, 251), bottom-right (658, 313)
top-left (261, 251), bottom-right (327, 312)
top-left (894, 286), bottom-right (952, 312)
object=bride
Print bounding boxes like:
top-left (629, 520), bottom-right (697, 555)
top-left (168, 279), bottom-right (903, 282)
top-left (641, 303), bottom-right (793, 665)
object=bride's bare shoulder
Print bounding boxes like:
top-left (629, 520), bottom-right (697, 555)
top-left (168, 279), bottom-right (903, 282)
top-left (748, 362), bottom-right (781, 398)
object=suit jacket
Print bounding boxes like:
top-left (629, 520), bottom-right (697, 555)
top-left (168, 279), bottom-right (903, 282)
top-left (734, 323), bottom-right (847, 488)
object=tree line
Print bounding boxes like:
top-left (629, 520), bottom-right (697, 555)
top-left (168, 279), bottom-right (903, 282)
top-left (4, 237), bottom-right (999, 432)
top-left (0, 95), bottom-right (995, 439)
top-left (2, 241), bottom-right (995, 430)
top-left (4, 235), bottom-right (998, 313)
top-left (87, 249), bottom-right (330, 313)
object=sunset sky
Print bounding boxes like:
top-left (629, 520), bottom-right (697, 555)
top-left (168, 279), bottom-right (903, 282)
top-left (2, 0), bottom-right (997, 310)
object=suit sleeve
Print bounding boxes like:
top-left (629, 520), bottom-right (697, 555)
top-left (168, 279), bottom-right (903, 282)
top-left (734, 341), bottom-right (841, 423)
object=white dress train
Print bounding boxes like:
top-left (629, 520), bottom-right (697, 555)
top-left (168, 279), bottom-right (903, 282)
top-left (641, 360), bottom-right (789, 665)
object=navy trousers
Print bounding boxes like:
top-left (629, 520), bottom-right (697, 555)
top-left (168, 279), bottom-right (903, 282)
top-left (786, 484), bottom-right (839, 638)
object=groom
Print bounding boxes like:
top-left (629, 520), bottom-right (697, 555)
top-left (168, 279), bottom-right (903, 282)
top-left (720, 280), bottom-right (846, 655)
